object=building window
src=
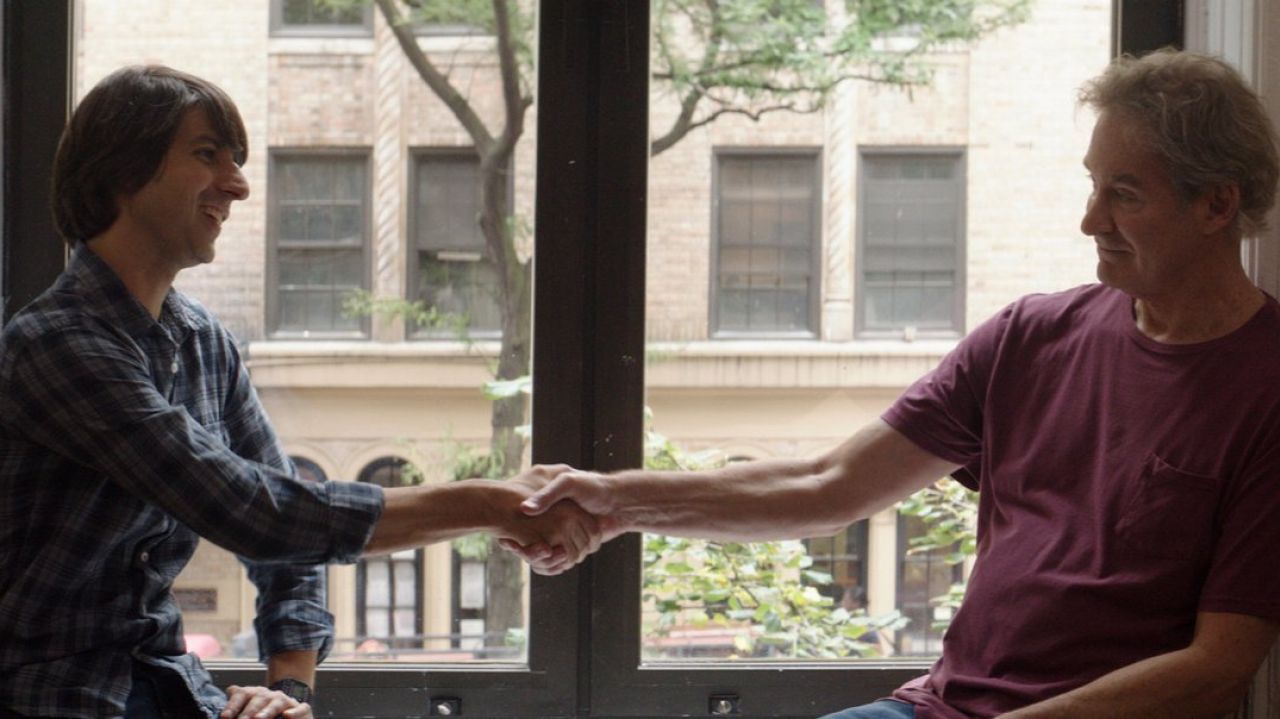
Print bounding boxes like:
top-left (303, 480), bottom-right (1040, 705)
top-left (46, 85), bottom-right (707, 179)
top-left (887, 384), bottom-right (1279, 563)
top-left (857, 151), bottom-right (965, 337)
top-left (268, 153), bottom-right (370, 338)
top-left (409, 151), bottom-right (502, 338)
top-left (356, 458), bottom-right (424, 653)
top-left (712, 151), bottom-right (822, 337)
top-left (270, 0), bottom-right (373, 36)
top-left (289, 456), bottom-right (327, 483)
top-left (450, 552), bottom-right (505, 657)
top-left (895, 513), bottom-right (964, 657)
top-left (804, 518), bottom-right (871, 612)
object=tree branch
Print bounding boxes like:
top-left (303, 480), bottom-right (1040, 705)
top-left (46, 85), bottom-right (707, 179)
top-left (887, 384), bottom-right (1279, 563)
top-left (373, 0), bottom-right (494, 154)
top-left (651, 87), bottom-right (705, 157)
top-left (490, 0), bottom-right (529, 157)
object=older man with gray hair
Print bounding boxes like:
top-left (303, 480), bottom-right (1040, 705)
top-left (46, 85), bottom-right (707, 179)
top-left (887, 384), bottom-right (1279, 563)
top-left (516, 49), bottom-right (1280, 719)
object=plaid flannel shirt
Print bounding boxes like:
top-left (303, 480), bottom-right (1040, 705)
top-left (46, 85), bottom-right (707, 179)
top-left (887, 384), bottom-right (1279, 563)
top-left (0, 247), bottom-right (384, 718)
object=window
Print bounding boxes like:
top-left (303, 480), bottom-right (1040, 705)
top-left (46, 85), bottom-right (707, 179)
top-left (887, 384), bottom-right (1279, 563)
top-left (805, 521), bottom-right (871, 609)
top-left (858, 151), bottom-right (965, 337)
top-left (13, 1), bottom-right (1195, 716)
top-left (269, 0), bottom-right (372, 37)
top-left (289, 456), bottom-right (327, 483)
top-left (268, 153), bottom-right (370, 337)
top-left (896, 513), bottom-right (964, 657)
top-left (712, 151), bottom-right (822, 336)
top-left (451, 551), bottom-right (504, 656)
top-left (355, 459), bottom-right (424, 654)
top-left (409, 151), bottom-right (502, 337)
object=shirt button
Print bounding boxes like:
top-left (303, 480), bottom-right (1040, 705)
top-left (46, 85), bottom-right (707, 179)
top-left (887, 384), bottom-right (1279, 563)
top-left (139, 551), bottom-right (150, 563)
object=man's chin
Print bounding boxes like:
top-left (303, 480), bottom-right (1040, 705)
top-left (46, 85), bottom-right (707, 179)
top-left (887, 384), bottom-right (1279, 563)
top-left (195, 236), bottom-right (217, 265)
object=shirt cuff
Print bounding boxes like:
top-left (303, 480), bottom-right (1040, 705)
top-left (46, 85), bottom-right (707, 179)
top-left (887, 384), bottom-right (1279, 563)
top-left (325, 480), bottom-right (385, 564)
top-left (254, 600), bottom-right (336, 663)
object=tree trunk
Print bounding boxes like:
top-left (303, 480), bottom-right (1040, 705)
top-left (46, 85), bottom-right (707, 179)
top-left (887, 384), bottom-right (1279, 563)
top-left (479, 150), bottom-right (533, 648)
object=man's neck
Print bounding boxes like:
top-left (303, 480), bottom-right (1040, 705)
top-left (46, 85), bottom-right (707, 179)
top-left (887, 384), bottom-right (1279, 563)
top-left (1133, 268), bottom-right (1264, 345)
top-left (84, 232), bottom-right (177, 320)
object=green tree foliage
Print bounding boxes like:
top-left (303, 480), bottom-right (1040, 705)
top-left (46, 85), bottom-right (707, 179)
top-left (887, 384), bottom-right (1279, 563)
top-left (642, 413), bottom-right (911, 659)
top-left (649, 0), bottom-right (1031, 152)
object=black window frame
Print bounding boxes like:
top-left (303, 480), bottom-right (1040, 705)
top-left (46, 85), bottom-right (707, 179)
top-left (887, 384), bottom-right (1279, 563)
top-left (855, 147), bottom-right (967, 339)
top-left (266, 149), bottom-right (373, 340)
top-left (1, 2), bottom-right (1204, 717)
top-left (710, 147), bottom-right (824, 339)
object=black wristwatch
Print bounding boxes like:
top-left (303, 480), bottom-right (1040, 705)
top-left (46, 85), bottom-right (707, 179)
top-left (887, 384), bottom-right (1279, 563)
top-left (269, 678), bottom-right (314, 704)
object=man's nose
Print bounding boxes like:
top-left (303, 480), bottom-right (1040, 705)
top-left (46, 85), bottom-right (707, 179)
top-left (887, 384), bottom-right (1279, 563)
top-left (219, 163), bottom-right (250, 201)
top-left (1080, 192), bottom-right (1111, 236)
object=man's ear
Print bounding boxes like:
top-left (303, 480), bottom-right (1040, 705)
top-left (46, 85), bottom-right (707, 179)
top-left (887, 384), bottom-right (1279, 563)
top-left (1200, 183), bottom-right (1241, 235)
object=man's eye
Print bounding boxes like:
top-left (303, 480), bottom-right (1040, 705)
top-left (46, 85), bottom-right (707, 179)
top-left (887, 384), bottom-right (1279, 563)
top-left (196, 148), bottom-right (217, 162)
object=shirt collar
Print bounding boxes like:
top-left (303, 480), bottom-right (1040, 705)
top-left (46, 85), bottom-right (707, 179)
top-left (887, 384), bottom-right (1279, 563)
top-left (60, 244), bottom-right (204, 339)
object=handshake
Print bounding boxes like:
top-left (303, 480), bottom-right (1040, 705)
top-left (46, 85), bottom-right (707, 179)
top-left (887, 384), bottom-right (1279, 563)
top-left (490, 464), bottom-right (624, 576)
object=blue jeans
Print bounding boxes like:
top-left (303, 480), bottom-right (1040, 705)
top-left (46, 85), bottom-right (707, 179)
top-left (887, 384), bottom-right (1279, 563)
top-left (819, 699), bottom-right (917, 719)
top-left (125, 662), bottom-right (204, 719)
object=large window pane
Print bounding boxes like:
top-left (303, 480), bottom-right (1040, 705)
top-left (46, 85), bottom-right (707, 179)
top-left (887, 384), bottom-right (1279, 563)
top-left (75, 0), bottom-right (539, 671)
top-left (642, 0), bottom-right (1106, 672)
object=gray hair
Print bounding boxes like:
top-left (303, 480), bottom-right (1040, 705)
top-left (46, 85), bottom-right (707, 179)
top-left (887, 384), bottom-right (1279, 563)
top-left (1079, 48), bottom-right (1279, 238)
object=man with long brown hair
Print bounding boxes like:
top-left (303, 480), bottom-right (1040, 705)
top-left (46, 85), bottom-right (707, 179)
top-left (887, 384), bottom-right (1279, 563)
top-left (0, 65), bottom-right (597, 719)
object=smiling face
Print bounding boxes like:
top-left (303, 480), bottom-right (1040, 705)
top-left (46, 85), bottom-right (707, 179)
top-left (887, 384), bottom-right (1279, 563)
top-left (115, 107), bottom-right (250, 274)
top-left (1080, 110), bottom-right (1214, 300)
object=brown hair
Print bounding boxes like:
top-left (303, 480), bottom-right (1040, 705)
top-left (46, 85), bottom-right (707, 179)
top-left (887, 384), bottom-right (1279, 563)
top-left (1079, 49), bottom-right (1279, 237)
top-left (50, 65), bottom-right (248, 244)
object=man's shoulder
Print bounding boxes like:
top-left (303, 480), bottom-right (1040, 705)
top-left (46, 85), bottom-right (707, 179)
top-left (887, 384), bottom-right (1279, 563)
top-left (988, 284), bottom-right (1120, 339)
top-left (1010, 283), bottom-right (1116, 316)
top-left (2, 287), bottom-right (98, 347)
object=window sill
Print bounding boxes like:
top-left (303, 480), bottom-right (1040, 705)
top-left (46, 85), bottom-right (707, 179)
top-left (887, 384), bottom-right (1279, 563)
top-left (245, 338), bottom-right (952, 390)
top-left (645, 339), bottom-right (954, 389)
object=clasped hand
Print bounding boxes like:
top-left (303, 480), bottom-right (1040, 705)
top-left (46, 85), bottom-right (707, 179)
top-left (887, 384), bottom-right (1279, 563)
top-left (496, 464), bottom-right (618, 575)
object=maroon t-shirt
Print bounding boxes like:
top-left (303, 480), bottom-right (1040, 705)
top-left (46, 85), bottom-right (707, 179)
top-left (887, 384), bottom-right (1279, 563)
top-left (884, 284), bottom-right (1280, 718)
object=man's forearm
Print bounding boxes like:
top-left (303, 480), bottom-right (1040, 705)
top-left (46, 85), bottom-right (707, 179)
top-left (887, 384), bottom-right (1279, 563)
top-left (365, 480), bottom-right (507, 556)
top-left (999, 647), bottom-right (1249, 719)
top-left (537, 420), bottom-right (956, 542)
top-left (364, 469), bottom-right (599, 568)
top-left (596, 458), bottom-right (850, 540)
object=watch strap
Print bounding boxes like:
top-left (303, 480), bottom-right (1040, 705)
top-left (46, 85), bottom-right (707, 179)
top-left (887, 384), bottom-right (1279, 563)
top-left (268, 678), bottom-right (314, 704)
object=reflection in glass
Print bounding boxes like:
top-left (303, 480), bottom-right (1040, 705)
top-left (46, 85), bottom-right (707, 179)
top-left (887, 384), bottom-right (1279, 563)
top-left (643, 0), bottom-right (1106, 664)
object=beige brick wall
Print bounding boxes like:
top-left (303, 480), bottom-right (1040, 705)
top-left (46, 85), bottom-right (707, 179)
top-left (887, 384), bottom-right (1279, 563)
top-left (76, 0), bottom-right (1111, 345)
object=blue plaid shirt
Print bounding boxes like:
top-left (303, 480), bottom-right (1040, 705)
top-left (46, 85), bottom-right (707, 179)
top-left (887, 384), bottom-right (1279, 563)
top-left (0, 247), bottom-right (384, 718)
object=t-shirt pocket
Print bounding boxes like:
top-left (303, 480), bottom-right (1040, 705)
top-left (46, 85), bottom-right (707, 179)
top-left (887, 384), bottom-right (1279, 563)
top-left (1116, 453), bottom-right (1217, 561)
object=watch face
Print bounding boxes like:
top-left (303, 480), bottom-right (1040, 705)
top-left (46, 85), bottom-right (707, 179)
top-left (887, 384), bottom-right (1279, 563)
top-left (270, 678), bottom-right (313, 703)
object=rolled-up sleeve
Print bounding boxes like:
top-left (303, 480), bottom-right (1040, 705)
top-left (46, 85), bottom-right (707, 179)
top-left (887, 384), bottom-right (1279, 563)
top-left (5, 322), bottom-right (384, 565)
